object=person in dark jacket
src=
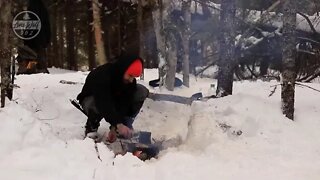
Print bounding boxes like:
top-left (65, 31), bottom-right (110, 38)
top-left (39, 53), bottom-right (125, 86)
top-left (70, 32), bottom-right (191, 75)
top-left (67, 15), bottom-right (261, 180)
top-left (77, 54), bottom-right (149, 141)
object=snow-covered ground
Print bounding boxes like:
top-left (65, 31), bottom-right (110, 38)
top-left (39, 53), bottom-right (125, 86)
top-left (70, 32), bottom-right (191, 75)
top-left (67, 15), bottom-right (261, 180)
top-left (1, 68), bottom-right (320, 180)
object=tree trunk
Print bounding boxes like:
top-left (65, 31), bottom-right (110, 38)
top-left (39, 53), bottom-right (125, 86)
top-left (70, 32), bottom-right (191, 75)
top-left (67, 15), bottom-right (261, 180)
top-left (144, 3), bottom-right (157, 68)
top-left (137, 0), bottom-right (145, 80)
top-left (117, 0), bottom-right (122, 56)
top-left (281, 0), bottom-right (297, 120)
top-left (74, 30), bottom-right (79, 68)
top-left (216, 0), bottom-right (236, 97)
top-left (92, 0), bottom-right (107, 65)
top-left (58, 5), bottom-right (64, 68)
top-left (87, 0), bottom-right (96, 70)
top-left (0, 0), bottom-right (12, 108)
top-left (181, 0), bottom-right (191, 87)
top-left (100, 2), bottom-right (110, 60)
top-left (51, 2), bottom-right (58, 68)
top-left (162, 0), bottom-right (177, 91)
top-left (152, 0), bottom-right (177, 90)
top-left (165, 33), bottom-right (177, 91)
top-left (65, 0), bottom-right (77, 70)
top-left (152, 0), bottom-right (166, 87)
top-left (47, 43), bottom-right (53, 68)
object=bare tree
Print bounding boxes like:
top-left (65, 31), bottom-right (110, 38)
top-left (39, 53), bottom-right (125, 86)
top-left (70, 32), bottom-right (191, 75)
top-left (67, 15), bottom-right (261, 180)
top-left (0, 0), bottom-right (12, 108)
top-left (181, 0), bottom-right (191, 87)
top-left (216, 0), bottom-right (236, 97)
top-left (281, 0), bottom-right (297, 120)
top-left (92, 0), bottom-right (107, 65)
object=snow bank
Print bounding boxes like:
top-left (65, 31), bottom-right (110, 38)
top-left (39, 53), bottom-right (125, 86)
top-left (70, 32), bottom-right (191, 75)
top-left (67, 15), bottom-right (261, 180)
top-left (0, 69), bottom-right (320, 180)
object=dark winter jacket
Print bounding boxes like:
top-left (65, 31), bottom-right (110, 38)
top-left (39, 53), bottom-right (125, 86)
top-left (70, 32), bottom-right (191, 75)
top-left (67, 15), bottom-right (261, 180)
top-left (77, 54), bottom-right (142, 126)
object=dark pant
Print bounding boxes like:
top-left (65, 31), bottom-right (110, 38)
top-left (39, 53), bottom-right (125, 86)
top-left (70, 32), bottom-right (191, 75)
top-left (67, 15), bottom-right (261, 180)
top-left (81, 84), bottom-right (149, 133)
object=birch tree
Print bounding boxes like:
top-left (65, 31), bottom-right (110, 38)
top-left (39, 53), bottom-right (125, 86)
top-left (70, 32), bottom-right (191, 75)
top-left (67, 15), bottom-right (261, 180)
top-left (216, 0), bottom-right (236, 97)
top-left (281, 0), bottom-right (297, 120)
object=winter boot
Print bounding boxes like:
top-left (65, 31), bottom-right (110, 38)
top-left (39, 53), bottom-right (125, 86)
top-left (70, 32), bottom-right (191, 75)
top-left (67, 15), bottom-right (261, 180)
top-left (85, 124), bottom-right (98, 140)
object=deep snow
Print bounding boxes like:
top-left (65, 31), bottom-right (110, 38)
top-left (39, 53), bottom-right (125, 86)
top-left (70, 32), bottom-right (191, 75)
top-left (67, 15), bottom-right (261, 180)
top-left (0, 68), bottom-right (320, 180)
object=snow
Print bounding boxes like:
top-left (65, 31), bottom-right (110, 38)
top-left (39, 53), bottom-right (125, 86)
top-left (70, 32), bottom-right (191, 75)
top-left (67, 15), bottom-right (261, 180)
top-left (1, 68), bottom-right (320, 179)
top-left (158, 53), bottom-right (166, 69)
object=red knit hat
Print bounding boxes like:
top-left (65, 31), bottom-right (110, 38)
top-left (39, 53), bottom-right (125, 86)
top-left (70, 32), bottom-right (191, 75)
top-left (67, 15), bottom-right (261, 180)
top-left (125, 59), bottom-right (143, 77)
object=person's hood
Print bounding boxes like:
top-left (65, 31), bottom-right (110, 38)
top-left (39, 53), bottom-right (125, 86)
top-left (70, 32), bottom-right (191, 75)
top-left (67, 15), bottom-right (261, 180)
top-left (113, 54), bottom-right (143, 78)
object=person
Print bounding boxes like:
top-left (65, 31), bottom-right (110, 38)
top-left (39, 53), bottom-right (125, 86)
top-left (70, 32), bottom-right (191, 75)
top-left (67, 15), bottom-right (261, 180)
top-left (23, 0), bottom-right (51, 74)
top-left (77, 54), bottom-right (149, 142)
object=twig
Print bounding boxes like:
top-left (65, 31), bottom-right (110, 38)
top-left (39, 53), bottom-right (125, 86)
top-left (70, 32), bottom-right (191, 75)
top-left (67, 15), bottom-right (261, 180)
top-left (296, 49), bottom-right (316, 55)
top-left (295, 82), bottom-right (320, 93)
top-left (271, 82), bottom-right (320, 93)
top-left (194, 53), bottom-right (219, 76)
top-left (270, 83), bottom-right (281, 87)
top-left (195, 61), bottom-right (215, 76)
top-left (297, 37), bottom-right (320, 46)
top-left (305, 72), bottom-right (320, 83)
top-left (246, 64), bottom-right (258, 78)
top-left (94, 142), bottom-right (102, 161)
top-left (59, 80), bottom-right (84, 85)
top-left (269, 85), bottom-right (277, 97)
top-left (297, 12), bottom-right (320, 36)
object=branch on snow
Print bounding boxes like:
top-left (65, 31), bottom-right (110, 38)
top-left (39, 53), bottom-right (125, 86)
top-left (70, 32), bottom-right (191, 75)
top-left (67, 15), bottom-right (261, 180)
top-left (295, 82), bottom-right (320, 93)
top-left (296, 49), bottom-right (316, 55)
top-left (268, 85), bottom-right (277, 97)
top-left (271, 82), bottom-right (320, 93)
top-left (297, 12), bottom-right (320, 37)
